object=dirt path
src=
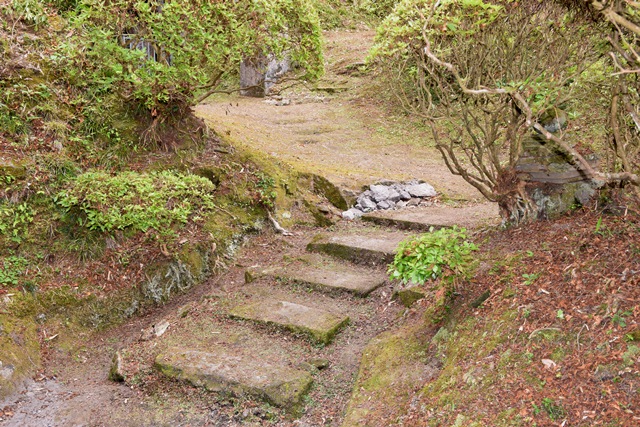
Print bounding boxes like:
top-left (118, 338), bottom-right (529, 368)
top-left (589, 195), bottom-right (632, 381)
top-left (0, 30), bottom-right (492, 427)
top-left (196, 30), bottom-right (483, 203)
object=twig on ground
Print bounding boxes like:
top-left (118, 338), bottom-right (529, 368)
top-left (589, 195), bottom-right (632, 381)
top-left (267, 211), bottom-right (293, 236)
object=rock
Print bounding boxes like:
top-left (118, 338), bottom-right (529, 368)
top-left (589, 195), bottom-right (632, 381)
top-left (406, 183), bottom-right (437, 198)
top-left (140, 319), bottom-right (170, 341)
top-left (155, 348), bottom-right (312, 409)
top-left (369, 185), bottom-right (391, 202)
top-left (342, 208), bottom-right (363, 220)
top-left (387, 189), bottom-right (402, 202)
top-left (394, 287), bottom-right (427, 307)
top-left (109, 351), bottom-right (125, 382)
top-left (307, 358), bottom-right (330, 370)
top-left (309, 174), bottom-right (351, 210)
top-left (264, 261), bottom-right (387, 296)
top-left (0, 160), bottom-right (27, 180)
top-left (470, 290), bottom-right (491, 308)
top-left (376, 200), bottom-right (394, 210)
top-left (307, 232), bottom-right (406, 266)
top-left (397, 188), bottom-right (412, 200)
top-left (358, 197), bottom-right (377, 212)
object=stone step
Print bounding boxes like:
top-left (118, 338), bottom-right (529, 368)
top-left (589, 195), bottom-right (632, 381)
top-left (155, 347), bottom-right (312, 410)
top-left (247, 259), bottom-right (387, 297)
top-left (361, 204), bottom-right (500, 231)
top-left (306, 232), bottom-right (408, 266)
top-left (229, 299), bottom-right (349, 345)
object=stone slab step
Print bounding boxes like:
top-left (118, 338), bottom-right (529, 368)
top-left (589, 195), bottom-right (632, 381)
top-left (306, 233), bottom-right (408, 266)
top-left (155, 347), bottom-right (312, 410)
top-left (248, 261), bottom-right (387, 297)
top-left (229, 300), bottom-right (349, 345)
top-left (361, 204), bottom-right (500, 231)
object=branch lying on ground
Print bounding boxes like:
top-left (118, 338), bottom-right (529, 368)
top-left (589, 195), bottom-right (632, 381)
top-left (267, 211), bottom-right (293, 236)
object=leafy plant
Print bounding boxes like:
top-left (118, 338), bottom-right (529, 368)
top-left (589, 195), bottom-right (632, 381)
top-left (522, 272), bottom-right (540, 286)
top-left (388, 226), bottom-right (478, 285)
top-left (54, 170), bottom-right (217, 235)
top-left (254, 173), bottom-right (277, 209)
top-left (541, 397), bottom-right (566, 421)
top-left (612, 310), bottom-right (632, 328)
top-left (0, 201), bottom-right (35, 243)
top-left (0, 255), bottom-right (29, 288)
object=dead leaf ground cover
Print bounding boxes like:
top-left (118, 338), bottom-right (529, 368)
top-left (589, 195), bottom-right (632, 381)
top-left (399, 204), bottom-right (640, 426)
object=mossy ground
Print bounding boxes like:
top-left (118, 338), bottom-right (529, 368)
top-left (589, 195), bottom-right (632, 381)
top-left (348, 208), bottom-right (640, 427)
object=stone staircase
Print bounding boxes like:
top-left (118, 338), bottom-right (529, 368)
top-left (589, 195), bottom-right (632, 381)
top-left (149, 227), bottom-right (411, 412)
top-left (116, 205), bottom-right (498, 422)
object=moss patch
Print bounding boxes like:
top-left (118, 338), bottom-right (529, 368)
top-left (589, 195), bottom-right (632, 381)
top-left (342, 313), bottom-right (435, 426)
top-left (0, 313), bottom-right (40, 398)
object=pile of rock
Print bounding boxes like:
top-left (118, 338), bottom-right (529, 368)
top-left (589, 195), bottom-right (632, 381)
top-left (342, 181), bottom-right (437, 220)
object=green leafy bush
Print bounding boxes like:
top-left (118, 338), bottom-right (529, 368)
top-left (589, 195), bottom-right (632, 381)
top-left (0, 202), bottom-right (35, 243)
top-left (54, 171), bottom-right (216, 234)
top-left (357, 0), bottom-right (400, 19)
top-left (58, 0), bottom-right (324, 121)
top-left (388, 226), bottom-right (478, 285)
top-left (0, 255), bottom-right (28, 288)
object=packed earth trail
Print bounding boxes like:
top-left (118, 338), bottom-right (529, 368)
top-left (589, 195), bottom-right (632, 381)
top-left (0, 29), bottom-right (500, 426)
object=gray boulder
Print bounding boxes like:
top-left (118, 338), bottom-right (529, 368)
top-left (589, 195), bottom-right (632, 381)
top-left (369, 185), bottom-right (392, 202)
top-left (342, 208), bottom-right (364, 220)
top-left (377, 200), bottom-right (394, 210)
top-left (357, 196), bottom-right (377, 212)
top-left (406, 183), bottom-right (436, 198)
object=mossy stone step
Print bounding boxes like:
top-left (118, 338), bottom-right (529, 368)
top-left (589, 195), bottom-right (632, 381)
top-left (361, 204), bottom-right (500, 231)
top-left (155, 347), bottom-right (312, 410)
top-left (306, 233), bottom-right (408, 266)
top-left (249, 262), bottom-right (387, 297)
top-left (229, 300), bottom-right (349, 345)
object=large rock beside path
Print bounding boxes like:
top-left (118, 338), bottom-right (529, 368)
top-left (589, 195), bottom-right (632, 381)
top-left (230, 300), bottom-right (349, 344)
top-left (155, 348), bottom-right (312, 409)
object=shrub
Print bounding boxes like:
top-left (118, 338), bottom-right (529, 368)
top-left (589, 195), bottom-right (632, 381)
top-left (54, 170), bottom-right (216, 235)
top-left (388, 226), bottom-right (478, 285)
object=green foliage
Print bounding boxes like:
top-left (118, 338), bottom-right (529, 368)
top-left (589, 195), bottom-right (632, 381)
top-left (357, 0), bottom-right (401, 19)
top-left (388, 226), bottom-right (478, 285)
top-left (0, 202), bottom-right (35, 243)
top-left (254, 172), bottom-right (277, 209)
top-left (521, 272), bottom-right (540, 286)
top-left (540, 397), bottom-right (566, 421)
top-left (54, 170), bottom-right (217, 235)
top-left (10, 0), bottom-right (48, 27)
top-left (370, 0), bottom-right (502, 59)
top-left (0, 255), bottom-right (28, 288)
top-left (58, 0), bottom-right (324, 120)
